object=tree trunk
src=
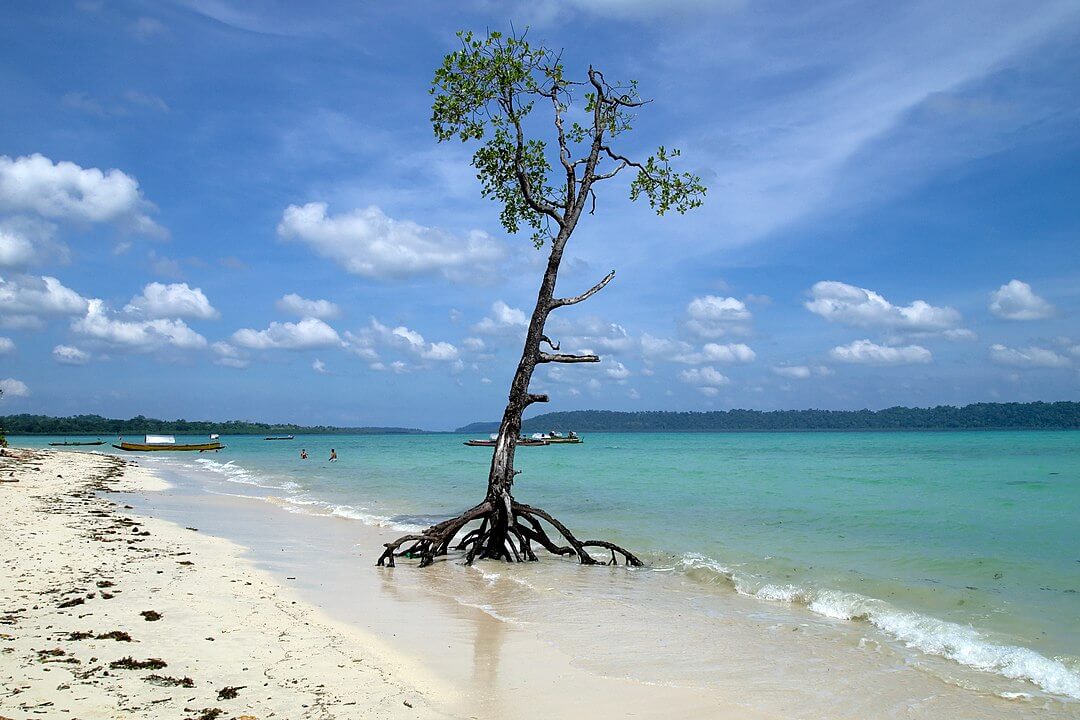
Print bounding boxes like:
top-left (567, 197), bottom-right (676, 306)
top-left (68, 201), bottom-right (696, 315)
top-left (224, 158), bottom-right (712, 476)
top-left (375, 226), bottom-right (641, 569)
top-left (479, 233), bottom-right (567, 559)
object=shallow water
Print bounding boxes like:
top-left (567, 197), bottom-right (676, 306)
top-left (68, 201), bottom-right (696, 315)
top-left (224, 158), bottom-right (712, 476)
top-left (18, 430), bottom-right (1080, 711)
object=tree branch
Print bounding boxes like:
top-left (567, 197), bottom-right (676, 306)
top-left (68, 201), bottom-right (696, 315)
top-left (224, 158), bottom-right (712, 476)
top-left (525, 392), bottom-right (550, 406)
top-left (541, 83), bottom-right (577, 209)
top-left (504, 91), bottom-right (565, 225)
top-left (591, 161), bottom-right (628, 182)
top-left (566, 66), bottom-right (609, 221)
top-left (537, 352), bottom-right (600, 364)
top-left (539, 335), bottom-right (560, 351)
top-left (550, 270), bottom-right (616, 309)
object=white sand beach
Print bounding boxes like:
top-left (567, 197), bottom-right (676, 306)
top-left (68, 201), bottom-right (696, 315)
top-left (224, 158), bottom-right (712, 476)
top-left (0, 449), bottom-right (455, 720)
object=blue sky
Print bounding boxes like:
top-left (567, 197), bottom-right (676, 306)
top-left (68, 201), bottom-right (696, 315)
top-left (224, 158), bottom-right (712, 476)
top-left (1, 0), bottom-right (1078, 430)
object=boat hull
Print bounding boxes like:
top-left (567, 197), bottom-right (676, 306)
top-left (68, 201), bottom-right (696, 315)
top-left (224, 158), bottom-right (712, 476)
top-left (48, 441), bottom-right (106, 446)
top-left (112, 442), bottom-right (225, 452)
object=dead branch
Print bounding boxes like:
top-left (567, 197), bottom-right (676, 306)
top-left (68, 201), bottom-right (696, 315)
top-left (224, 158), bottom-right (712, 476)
top-left (537, 352), bottom-right (600, 364)
top-left (550, 270), bottom-right (616, 309)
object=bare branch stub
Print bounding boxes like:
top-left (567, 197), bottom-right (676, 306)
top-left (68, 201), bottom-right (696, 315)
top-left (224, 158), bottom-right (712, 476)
top-left (539, 335), bottom-right (560, 351)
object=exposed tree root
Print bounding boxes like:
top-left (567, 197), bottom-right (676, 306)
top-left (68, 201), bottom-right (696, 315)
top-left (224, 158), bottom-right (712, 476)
top-left (376, 500), bottom-right (642, 568)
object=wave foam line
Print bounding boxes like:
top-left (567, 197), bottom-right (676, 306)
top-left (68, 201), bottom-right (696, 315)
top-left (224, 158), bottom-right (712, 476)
top-left (675, 553), bottom-right (1080, 700)
top-left (264, 494), bottom-right (427, 533)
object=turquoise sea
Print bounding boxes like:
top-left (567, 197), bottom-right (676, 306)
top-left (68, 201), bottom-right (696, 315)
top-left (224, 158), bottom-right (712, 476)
top-left (17, 430), bottom-right (1080, 705)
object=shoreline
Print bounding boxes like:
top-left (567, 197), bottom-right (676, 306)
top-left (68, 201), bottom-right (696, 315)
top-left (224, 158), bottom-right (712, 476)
top-left (0, 448), bottom-right (758, 720)
top-left (0, 448), bottom-right (455, 719)
top-left (3, 447), bottom-right (1075, 719)
top-left (112, 449), bottom-right (1080, 718)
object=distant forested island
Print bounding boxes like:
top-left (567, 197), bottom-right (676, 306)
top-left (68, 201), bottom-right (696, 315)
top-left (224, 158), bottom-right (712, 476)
top-left (0, 414), bottom-right (423, 436)
top-left (458, 402), bottom-right (1080, 433)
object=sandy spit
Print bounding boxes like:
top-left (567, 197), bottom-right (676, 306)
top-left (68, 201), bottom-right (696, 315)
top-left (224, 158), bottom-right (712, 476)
top-left (0, 448), bottom-right (459, 720)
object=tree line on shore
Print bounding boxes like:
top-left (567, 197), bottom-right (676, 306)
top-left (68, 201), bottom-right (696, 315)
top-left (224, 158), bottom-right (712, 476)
top-left (458, 402), bottom-right (1080, 433)
top-left (4, 402), bottom-right (1077, 437)
top-left (0, 414), bottom-right (423, 436)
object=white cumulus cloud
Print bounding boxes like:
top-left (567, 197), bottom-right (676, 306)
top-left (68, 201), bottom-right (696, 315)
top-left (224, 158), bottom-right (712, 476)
top-left (473, 300), bottom-right (528, 335)
top-left (211, 341), bottom-right (248, 368)
top-left (679, 366), bottom-right (731, 394)
top-left (421, 341), bottom-right (459, 361)
top-left (989, 344), bottom-right (1070, 368)
top-left (52, 344), bottom-right (90, 365)
top-left (989, 280), bottom-right (1055, 320)
top-left (312, 358), bottom-right (328, 374)
top-left (685, 295), bottom-right (751, 338)
top-left (0, 274), bottom-right (89, 328)
top-left (277, 202), bottom-right (506, 281)
top-left (773, 365), bottom-right (812, 379)
top-left (232, 317), bottom-right (341, 350)
top-left (0, 337), bottom-right (13, 354)
top-left (275, 293), bottom-right (341, 319)
top-left (829, 339), bottom-right (932, 365)
top-left (702, 342), bottom-right (756, 363)
top-left (0, 153), bottom-right (163, 236)
top-left (124, 282), bottom-right (218, 320)
top-left (0, 226), bottom-right (35, 267)
top-left (605, 360), bottom-right (631, 380)
top-left (0, 378), bottom-right (30, 397)
top-left (806, 281), bottom-right (960, 331)
top-left (364, 318), bottom-right (459, 362)
top-left (73, 299), bottom-right (207, 351)
top-left (641, 334), bottom-right (695, 361)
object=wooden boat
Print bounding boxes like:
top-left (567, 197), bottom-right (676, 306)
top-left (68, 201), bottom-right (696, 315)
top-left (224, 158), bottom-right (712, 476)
top-left (48, 440), bottom-right (106, 447)
top-left (114, 441), bottom-right (224, 452)
top-left (264, 435), bottom-right (294, 440)
top-left (112, 434), bottom-right (224, 452)
top-left (463, 436), bottom-right (549, 447)
top-left (532, 432), bottom-right (582, 444)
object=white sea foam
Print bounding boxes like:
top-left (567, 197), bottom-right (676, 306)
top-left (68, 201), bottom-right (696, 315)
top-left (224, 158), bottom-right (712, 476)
top-left (181, 454), bottom-right (428, 533)
top-left (192, 457), bottom-right (278, 488)
top-left (326, 503), bottom-right (426, 532)
top-left (455, 600), bottom-right (520, 625)
top-left (264, 493), bottom-right (425, 533)
top-left (674, 553), bottom-right (1080, 700)
top-left (475, 567), bottom-right (502, 584)
top-left (753, 583), bottom-right (809, 604)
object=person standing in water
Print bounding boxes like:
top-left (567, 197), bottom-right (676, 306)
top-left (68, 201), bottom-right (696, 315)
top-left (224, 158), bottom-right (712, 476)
top-left (329, 448), bottom-right (337, 462)
top-left (300, 449), bottom-right (308, 460)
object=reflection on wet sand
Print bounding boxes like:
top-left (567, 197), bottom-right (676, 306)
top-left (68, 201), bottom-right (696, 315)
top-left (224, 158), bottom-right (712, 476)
top-left (126, 462), bottom-right (1077, 720)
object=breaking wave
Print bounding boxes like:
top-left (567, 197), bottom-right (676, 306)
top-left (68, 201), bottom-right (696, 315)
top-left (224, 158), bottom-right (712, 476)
top-left (673, 553), bottom-right (1080, 700)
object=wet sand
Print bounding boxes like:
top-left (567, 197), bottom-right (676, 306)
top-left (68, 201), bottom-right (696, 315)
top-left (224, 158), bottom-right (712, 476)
top-left (0, 449), bottom-right (756, 720)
